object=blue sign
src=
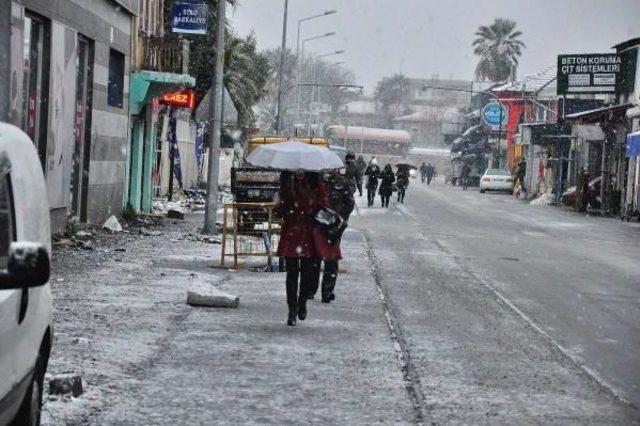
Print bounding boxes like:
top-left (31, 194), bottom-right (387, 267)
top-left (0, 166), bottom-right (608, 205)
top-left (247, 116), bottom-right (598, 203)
top-left (482, 102), bottom-right (508, 130)
top-left (195, 122), bottom-right (204, 164)
top-left (627, 131), bottom-right (640, 157)
top-left (172, 2), bottom-right (208, 35)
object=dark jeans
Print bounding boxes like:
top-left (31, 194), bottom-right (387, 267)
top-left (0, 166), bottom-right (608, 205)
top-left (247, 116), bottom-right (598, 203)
top-left (381, 194), bottom-right (390, 207)
top-left (321, 260), bottom-right (339, 299)
top-left (367, 187), bottom-right (377, 206)
top-left (426, 176), bottom-right (433, 185)
top-left (397, 188), bottom-right (406, 203)
top-left (462, 177), bottom-right (469, 190)
top-left (285, 257), bottom-right (320, 311)
top-left (517, 175), bottom-right (526, 192)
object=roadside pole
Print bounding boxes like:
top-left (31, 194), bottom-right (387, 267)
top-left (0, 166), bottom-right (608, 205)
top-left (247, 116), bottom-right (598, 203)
top-left (0, 0), bottom-right (11, 122)
top-left (203, 0), bottom-right (226, 234)
top-left (274, 0), bottom-right (289, 135)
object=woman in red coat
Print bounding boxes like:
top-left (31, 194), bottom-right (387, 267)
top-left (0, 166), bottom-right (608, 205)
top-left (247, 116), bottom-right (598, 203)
top-left (276, 170), bottom-right (328, 326)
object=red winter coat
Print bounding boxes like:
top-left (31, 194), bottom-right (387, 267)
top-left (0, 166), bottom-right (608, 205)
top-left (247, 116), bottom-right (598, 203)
top-left (276, 180), bottom-right (341, 261)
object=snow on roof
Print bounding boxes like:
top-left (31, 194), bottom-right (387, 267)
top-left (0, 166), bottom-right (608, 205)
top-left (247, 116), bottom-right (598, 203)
top-left (564, 103), bottom-right (633, 120)
top-left (408, 147), bottom-right (451, 156)
top-left (393, 106), bottom-right (449, 122)
top-left (493, 66), bottom-right (557, 93)
top-left (339, 100), bottom-right (377, 115)
top-left (326, 125), bottom-right (411, 143)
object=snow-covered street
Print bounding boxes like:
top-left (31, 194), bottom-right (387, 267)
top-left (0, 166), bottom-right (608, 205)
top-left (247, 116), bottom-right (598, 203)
top-left (42, 214), bottom-right (412, 425)
top-left (41, 182), bottom-right (640, 424)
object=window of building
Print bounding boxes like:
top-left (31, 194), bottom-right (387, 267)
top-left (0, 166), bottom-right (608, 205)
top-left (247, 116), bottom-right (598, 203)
top-left (108, 49), bottom-right (125, 108)
top-left (21, 12), bottom-right (50, 169)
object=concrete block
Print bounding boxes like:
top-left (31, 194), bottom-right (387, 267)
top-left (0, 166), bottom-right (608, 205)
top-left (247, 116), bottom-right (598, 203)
top-left (187, 284), bottom-right (239, 308)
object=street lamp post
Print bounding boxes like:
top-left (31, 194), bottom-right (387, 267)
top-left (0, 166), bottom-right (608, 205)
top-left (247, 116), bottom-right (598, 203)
top-left (309, 50), bottom-right (344, 136)
top-left (296, 32), bottom-right (336, 130)
top-left (295, 10), bottom-right (336, 61)
top-left (274, 0), bottom-right (289, 135)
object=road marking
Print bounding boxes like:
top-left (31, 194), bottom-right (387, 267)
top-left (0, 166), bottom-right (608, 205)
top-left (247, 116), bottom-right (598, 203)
top-left (432, 237), bottom-right (635, 409)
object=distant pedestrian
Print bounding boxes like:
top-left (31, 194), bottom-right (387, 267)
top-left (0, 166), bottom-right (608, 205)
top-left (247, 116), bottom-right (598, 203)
top-left (364, 159), bottom-right (381, 207)
top-left (379, 164), bottom-right (395, 207)
top-left (426, 163), bottom-right (435, 185)
top-left (460, 162), bottom-right (471, 191)
top-left (276, 171), bottom-right (326, 326)
top-left (396, 166), bottom-right (410, 203)
top-left (345, 152), bottom-right (363, 197)
top-left (356, 155), bottom-right (367, 178)
top-left (516, 157), bottom-right (527, 192)
top-left (419, 162), bottom-right (428, 183)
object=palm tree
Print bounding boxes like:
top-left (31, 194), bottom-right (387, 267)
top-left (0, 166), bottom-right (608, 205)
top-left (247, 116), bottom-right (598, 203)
top-left (224, 32), bottom-right (270, 129)
top-left (472, 18), bottom-right (525, 82)
top-left (374, 73), bottom-right (410, 127)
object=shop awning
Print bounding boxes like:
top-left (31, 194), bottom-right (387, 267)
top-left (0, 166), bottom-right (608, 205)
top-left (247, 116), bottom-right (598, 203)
top-left (627, 130), bottom-right (640, 157)
top-left (564, 103), bottom-right (633, 124)
top-left (129, 70), bottom-right (196, 115)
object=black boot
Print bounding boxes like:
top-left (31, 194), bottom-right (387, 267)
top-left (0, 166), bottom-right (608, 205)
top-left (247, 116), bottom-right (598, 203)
top-left (287, 310), bottom-right (297, 326)
top-left (297, 297), bottom-right (307, 320)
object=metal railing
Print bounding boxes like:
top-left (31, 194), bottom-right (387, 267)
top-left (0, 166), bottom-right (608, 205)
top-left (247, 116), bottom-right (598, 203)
top-left (139, 34), bottom-right (190, 74)
top-left (220, 202), bottom-right (283, 270)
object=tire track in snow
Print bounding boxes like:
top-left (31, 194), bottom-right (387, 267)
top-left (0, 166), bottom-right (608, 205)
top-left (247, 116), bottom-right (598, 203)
top-left (362, 231), bottom-right (427, 424)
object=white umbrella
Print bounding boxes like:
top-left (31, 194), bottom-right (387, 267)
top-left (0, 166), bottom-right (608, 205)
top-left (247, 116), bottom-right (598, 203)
top-left (245, 140), bottom-right (344, 171)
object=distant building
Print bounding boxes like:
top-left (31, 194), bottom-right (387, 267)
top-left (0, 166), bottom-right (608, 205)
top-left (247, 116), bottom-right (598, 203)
top-left (406, 77), bottom-right (472, 108)
top-left (326, 125), bottom-right (411, 157)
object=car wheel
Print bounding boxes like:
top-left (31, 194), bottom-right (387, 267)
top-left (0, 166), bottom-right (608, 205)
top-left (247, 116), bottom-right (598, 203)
top-left (12, 354), bottom-right (44, 426)
top-left (480, 189), bottom-right (486, 193)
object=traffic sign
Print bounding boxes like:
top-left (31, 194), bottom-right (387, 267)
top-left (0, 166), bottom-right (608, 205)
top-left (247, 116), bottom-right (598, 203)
top-left (482, 102), bottom-right (508, 131)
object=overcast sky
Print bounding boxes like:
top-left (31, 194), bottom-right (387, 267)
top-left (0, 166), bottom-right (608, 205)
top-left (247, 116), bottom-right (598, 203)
top-left (229, 0), bottom-right (640, 94)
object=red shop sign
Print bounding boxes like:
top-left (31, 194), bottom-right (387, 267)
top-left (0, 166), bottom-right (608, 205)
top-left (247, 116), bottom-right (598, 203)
top-left (160, 90), bottom-right (196, 109)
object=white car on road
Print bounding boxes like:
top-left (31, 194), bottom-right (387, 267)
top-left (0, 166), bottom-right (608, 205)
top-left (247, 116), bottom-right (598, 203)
top-left (479, 169), bottom-right (514, 193)
top-left (0, 123), bottom-right (53, 425)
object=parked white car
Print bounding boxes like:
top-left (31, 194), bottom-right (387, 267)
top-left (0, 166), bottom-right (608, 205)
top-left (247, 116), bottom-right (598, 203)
top-left (0, 123), bottom-right (53, 425)
top-left (479, 168), bottom-right (514, 193)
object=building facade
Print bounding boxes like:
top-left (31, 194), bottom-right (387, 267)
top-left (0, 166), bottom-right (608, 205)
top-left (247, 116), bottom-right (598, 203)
top-left (8, 0), bottom-right (137, 232)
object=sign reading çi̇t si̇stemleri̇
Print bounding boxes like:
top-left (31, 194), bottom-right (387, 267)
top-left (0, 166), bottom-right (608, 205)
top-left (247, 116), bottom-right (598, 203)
top-left (557, 53), bottom-right (622, 95)
top-left (171, 1), bottom-right (208, 35)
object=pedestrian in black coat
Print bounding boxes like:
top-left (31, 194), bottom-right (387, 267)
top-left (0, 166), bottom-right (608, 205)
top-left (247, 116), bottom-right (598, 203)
top-left (425, 163), bottom-right (435, 185)
top-left (379, 164), bottom-right (395, 208)
top-left (344, 153), bottom-right (363, 196)
top-left (460, 162), bottom-right (471, 191)
top-left (396, 167), bottom-right (410, 203)
top-left (516, 157), bottom-right (527, 192)
top-left (419, 162), bottom-right (428, 183)
top-left (364, 160), bottom-right (381, 207)
top-left (312, 169), bottom-right (356, 303)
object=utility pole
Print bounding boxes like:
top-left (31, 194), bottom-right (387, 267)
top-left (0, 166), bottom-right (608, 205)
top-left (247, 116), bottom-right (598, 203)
top-left (203, 0), bottom-right (226, 234)
top-left (0, 0), bottom-right (11, 122)
top-left (274, 0), bottom-right (289, 135)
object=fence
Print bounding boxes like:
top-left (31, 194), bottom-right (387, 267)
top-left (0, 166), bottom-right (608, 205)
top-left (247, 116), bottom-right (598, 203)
top-left (220, 202), bottom-right (282, 269)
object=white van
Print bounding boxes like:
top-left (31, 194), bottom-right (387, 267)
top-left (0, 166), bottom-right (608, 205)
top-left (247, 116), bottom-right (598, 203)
top-left (0, 123), bottom-right (53, 425)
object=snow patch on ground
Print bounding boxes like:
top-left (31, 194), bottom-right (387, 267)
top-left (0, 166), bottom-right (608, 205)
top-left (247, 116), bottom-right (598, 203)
top-left (529, 193), bottom-right (556, 206)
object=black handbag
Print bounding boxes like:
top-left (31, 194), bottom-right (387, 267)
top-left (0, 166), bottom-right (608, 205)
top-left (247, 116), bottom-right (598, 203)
top-left (314, 207), bottom-right (345, 241)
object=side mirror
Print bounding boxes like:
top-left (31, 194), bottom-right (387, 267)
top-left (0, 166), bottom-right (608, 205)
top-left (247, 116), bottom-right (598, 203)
top-left (0, 242), bottom-right (50, 289)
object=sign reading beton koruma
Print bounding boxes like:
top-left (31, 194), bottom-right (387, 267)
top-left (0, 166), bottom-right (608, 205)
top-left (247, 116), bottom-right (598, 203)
top-left (557, 53), bottom-right (622, 95)
top-left (172, 1), bottom-right (208, 35)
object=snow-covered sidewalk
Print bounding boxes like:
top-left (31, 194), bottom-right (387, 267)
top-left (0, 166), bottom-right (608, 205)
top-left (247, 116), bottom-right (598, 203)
top-left (43, 213), bottom-right (413, 424)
